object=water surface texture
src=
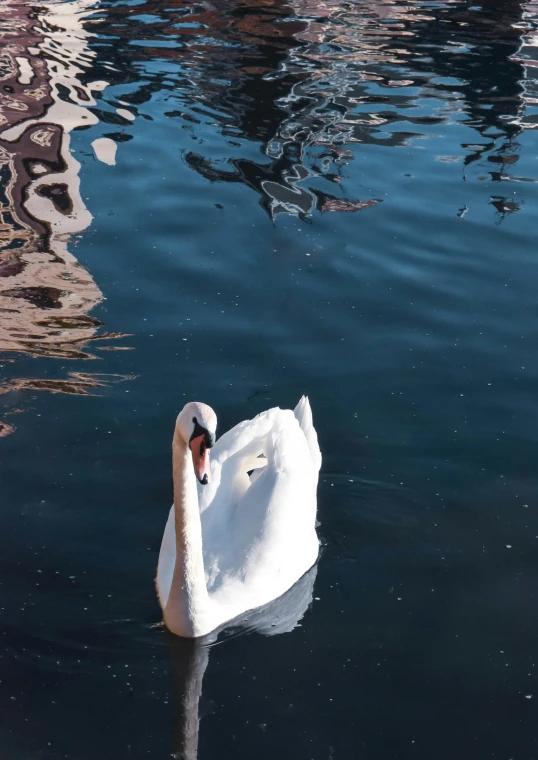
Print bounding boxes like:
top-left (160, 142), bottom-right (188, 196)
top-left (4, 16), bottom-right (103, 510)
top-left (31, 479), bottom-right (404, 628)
top-left (1, 0), bottom-right (538, 757)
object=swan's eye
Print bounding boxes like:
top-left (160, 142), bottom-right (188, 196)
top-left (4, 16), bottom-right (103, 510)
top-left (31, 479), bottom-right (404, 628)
top-left (200, 441), bottom-right (205, 457)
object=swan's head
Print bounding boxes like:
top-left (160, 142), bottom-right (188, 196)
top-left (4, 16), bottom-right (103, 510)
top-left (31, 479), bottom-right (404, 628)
top-left (175, 402), bottom-right (217, 485)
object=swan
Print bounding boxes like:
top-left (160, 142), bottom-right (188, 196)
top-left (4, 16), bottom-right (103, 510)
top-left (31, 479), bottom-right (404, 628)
top-left (156, 396), bottom-right (321, 638)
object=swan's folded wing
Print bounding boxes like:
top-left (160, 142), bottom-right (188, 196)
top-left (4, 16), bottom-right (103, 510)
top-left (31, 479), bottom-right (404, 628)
top-left (209, 409), bottom-right (317, 593)
top-left (198, 409), bottom-right (277, 515)
top-left (200, 403), bottom-right (318, 520)
top-left (202, 407), bottom-right (319, 606)
top-left (211, 409), bottom-right (275, 465)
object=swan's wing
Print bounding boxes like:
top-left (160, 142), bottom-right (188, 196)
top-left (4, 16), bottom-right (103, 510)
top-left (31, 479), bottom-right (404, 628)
top-left (207, 409), bottom-right (319, 596)
top-left (294, 396), bottom-right (321, 472)
top-left (212, 409), bottom-right (275, 464)
top-left (200, 402), bottom-right (319, 519)
top-left (198, 408), bottom-right (277, 516)
top-left (198, 409), bottom-right (283, 585)
top-left (208, 399), bottom-right (319, 477)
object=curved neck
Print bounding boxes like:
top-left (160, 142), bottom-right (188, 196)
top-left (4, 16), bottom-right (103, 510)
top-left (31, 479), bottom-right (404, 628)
top-left (164, 433), bottom-right (209, 637)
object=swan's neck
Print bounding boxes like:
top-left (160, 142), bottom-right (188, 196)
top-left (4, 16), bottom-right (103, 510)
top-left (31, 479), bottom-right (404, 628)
top-left (164, 434), bottom-right (208, 637)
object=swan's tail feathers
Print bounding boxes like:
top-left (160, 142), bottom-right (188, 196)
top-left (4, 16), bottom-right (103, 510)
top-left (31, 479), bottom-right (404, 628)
top-left (294, 396), bottom-right (322, 472)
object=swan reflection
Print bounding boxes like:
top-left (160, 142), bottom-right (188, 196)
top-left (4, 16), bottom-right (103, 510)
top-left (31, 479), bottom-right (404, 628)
top-left (166, 564), bottom-right (317, 760)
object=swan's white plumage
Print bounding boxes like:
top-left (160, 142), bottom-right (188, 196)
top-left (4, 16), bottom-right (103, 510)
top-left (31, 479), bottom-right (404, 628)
top-left (156, 397), bottom-right (321, 636)
top-left (293, 395), bottom-right (321, 472)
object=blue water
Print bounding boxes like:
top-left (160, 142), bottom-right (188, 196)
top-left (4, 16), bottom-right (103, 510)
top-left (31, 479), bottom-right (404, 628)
top-left (1, 0), bottom-right (538, 757)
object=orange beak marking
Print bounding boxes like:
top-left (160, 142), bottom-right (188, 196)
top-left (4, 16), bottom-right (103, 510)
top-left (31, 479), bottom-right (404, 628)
top-left (189, 433), bottom-right (210, 485)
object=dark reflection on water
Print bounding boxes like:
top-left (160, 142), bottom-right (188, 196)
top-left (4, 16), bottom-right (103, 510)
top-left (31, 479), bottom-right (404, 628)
top-left (2, 0), bottom-right (538, 758)
top-left (93, 0), bottom-right (536, 215)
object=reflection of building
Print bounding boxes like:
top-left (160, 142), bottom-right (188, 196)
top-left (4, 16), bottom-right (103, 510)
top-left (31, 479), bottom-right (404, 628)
top-left (0, 0), bottom-right (108, 359)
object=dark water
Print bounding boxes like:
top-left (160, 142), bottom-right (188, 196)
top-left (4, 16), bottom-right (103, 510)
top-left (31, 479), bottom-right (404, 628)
top-left (1, 0), bottom-right (538, 756)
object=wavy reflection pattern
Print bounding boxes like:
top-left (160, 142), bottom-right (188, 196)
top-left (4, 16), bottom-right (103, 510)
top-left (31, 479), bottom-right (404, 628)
top-left (0, 0), bottom-right (131, 435)
top-left (95, 0), bottom-right (537, 218)
top-left (3, 0), bottom-right (537, 435)
top-left (511, 1), bottom-right (538, 131)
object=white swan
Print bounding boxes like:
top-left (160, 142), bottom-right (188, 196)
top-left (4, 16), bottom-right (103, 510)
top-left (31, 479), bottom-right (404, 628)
top-left (156, 396), bottom-right (321, 638)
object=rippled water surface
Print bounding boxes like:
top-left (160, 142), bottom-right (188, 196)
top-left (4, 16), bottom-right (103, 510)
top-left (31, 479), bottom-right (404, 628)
top-left (2, 0), bottom-right (538, 757)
